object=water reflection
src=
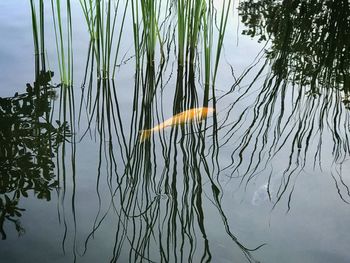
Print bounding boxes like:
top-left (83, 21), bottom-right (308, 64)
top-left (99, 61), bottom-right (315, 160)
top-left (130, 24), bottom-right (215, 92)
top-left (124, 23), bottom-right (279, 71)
top-left (0, 70), bottom-right (70, 240)
top-left (239, 0), bottom-right (350, 97)
top-left (217, 0), bottom-right (350, 209)
top-left (3, 0), bottom-right (350, 261)
top-left (77, 54), bottom-right (264, 261)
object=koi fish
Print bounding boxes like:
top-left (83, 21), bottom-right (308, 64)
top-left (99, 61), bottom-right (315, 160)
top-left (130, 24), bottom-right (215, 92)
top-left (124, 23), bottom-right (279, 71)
top-left (140, 107), bottom-right (215, 142)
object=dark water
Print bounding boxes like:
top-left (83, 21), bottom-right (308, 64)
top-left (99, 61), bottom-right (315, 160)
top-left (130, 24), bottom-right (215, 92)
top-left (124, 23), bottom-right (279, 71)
top-left (1, 1), bottom-right (350, 262)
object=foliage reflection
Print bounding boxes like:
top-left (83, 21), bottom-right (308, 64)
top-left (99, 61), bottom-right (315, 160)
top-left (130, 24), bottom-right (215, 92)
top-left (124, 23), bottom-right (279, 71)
top-left (217, 0), bottom-right (350, 209)
top-left (0, 71), bottom-right (70, 240)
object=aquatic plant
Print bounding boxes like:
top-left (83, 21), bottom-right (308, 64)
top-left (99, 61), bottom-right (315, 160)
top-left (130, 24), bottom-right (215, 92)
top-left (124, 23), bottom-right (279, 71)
top-left (30, 0), bottom-right (46, 75)
top-left (79, 0), bottom-right (129, 79)
top-left (51, 0), bottom-right (74, 86)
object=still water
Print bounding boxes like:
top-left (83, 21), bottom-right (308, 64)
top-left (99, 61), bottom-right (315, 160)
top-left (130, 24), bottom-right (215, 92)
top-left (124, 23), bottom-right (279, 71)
top-left (1, 0), bottom-right (350, 262)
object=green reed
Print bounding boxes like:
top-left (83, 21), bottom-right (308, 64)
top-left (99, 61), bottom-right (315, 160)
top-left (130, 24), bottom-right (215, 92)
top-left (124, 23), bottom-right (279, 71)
top-left (176, 0), bottom-right (232, 72)
top-left (29, 1), bottom-right (77, 256)
top-left (212, 0), bottom-right (231, 84)
top-left (30, 0), bottom-right (74, 86)
top-left (140, 0), bottom-right (157, 63)
top-left (203, 0), bottom-right (231, 95)
top-left (30, 0), bottom-right (46, 75)
top-left (130, 0), bottom-right (141, 70)
top-left (130, 0), bottom-right (166, 70)
top-left (175, 0), bottom-right (232, 105)
top-left (80, 0), bottom-right (129, 79)
top-left (176, 0), bottom-right (204, 66)
top-left (77, 0), bottom-right (231, 91)
top-left (51, 0), bottom-right (73, 86)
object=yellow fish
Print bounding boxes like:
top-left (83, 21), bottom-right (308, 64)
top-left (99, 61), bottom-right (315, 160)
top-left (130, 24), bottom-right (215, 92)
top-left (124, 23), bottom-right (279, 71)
top-left (140, 107), bottom-right (215, 142)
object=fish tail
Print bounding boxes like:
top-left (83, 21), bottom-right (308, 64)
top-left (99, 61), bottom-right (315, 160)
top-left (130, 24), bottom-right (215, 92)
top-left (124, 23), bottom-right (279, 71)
top-left (139, 129), bottom-right (153, 143)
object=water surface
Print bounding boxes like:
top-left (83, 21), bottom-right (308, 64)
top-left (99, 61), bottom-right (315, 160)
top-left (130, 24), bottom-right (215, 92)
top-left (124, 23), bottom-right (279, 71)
top-left (1, 1), bottom-right (350, 262)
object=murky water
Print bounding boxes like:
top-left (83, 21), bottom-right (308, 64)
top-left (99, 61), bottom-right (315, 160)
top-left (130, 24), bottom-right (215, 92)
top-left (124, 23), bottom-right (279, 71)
top-left (1, 1), bottom-right (350, 262)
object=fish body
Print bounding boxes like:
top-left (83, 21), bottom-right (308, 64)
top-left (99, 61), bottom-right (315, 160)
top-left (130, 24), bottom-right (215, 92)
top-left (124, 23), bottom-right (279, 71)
top-left (140, 107), bottom-right (214, 142)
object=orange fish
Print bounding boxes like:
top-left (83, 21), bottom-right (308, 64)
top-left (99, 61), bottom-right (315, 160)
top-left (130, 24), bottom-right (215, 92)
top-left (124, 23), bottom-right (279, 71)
top-left (140, 107), bottom-right (215, 142)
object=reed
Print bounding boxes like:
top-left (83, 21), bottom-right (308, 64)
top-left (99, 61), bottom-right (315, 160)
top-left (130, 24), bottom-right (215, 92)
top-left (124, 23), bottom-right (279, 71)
top-left (77, 0), bottom-right (232, 91)
top-left (176, 0), bottom-right (205, 66)
top-left (140, 0), bottom-right (157, 63)
top-left (51, 0), bottom-right (73, 86)
top-left (30, 0), bottom-right (46, 75)
top-left (79, 0), bottom-right (129, 79)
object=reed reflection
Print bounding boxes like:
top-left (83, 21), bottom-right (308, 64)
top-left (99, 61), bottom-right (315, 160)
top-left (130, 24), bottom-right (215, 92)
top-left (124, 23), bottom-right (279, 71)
top-left (217, 0), bottom-right (350, 209)
top-left (28, 2), bottom-right (78, 259)
top-left (44, 0), bottom-right (264, 260)
top-left (79, 55), bottom-right (263, 261)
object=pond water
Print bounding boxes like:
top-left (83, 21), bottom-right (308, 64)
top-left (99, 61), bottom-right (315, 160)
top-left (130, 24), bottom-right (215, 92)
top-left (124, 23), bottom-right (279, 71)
top-left (1, 1), bottom-right (350, 262)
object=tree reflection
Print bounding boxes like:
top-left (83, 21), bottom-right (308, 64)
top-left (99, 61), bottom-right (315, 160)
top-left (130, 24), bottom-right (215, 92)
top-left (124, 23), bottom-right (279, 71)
top-left (0, 71), bottom-right (70, 239)
top-left (218, 0), bottom-right (350, 209)
top-left (239, 0), bottom-right (350, 98)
